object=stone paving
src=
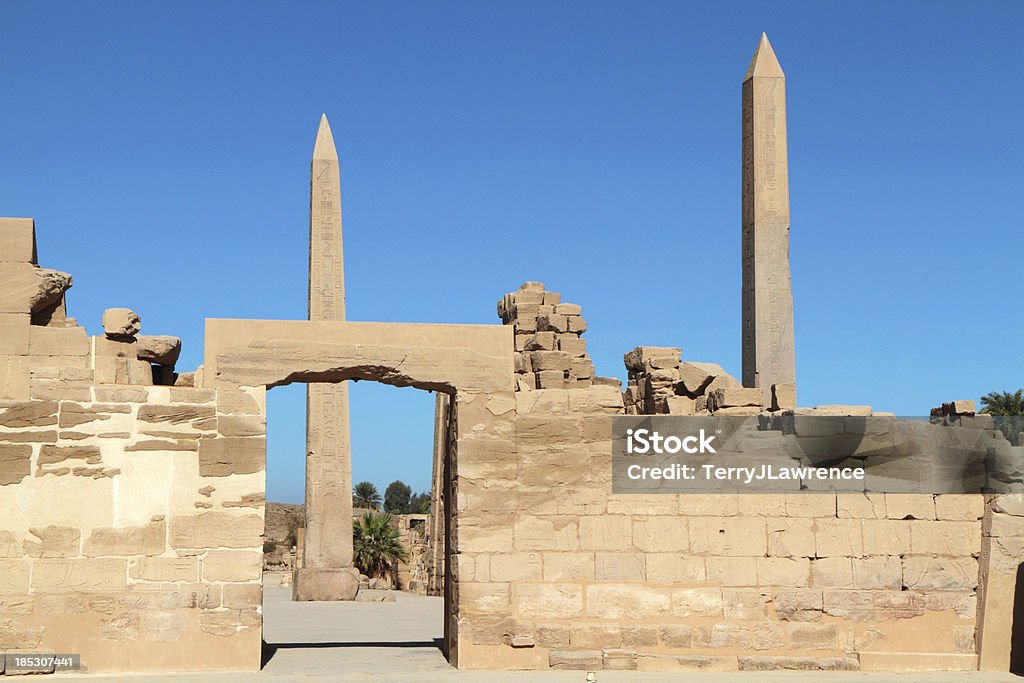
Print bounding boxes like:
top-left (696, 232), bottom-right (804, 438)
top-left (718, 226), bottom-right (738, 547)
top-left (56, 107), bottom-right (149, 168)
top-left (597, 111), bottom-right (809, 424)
top-left (44, 587), bottom-right (1018, 681)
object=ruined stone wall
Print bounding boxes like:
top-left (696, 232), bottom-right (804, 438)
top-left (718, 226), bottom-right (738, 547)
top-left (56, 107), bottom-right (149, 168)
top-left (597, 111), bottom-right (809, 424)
top-left (455, 382), bottom-right (990, 672)
top-left (0, 384), bottom-right (267, 673)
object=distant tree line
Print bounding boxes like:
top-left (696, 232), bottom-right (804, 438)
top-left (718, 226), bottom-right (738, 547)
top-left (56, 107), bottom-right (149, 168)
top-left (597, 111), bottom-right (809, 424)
top-left (352, 480), bottom-right (430, 514)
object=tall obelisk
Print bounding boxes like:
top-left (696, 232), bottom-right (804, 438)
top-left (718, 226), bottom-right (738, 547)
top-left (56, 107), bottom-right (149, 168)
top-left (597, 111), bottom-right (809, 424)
top-left (294, 114), bottom-right (359, 601)
top-left (741, 33), bottom-right (796, 406)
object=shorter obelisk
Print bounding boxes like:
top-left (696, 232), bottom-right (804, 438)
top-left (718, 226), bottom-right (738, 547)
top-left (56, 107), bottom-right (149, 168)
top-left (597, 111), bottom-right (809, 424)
top-left (741, 33), bottom-right (796, 406)
top-left (293, 114), bottom-right (359, 601)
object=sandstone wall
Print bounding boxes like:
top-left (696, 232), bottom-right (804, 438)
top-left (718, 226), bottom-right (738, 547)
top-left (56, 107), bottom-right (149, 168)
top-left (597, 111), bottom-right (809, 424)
top-left (0, 383), bottom-right (267, 673)
top-left (454, 383), bottom-right (987, 672)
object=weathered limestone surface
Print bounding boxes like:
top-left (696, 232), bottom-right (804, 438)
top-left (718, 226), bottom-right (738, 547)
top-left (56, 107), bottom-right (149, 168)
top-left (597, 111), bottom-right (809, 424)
top-left (102, 307), bottom-right (141, 338)
top-left (0, 385), bottom-right (267, 673)
top-left (299, 114), bottom-right (356, 593)
top-left (203, 319), bottom-right (514, 393)
top-left (741, 33), bottom-right (796, 405)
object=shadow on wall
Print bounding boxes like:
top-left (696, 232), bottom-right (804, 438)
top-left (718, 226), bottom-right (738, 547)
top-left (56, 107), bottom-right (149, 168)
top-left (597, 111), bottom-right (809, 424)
top-left (1013, 563), bottom-right (1024, 675)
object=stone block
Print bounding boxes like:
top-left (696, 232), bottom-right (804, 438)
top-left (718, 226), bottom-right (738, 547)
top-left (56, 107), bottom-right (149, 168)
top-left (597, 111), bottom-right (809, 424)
top-left (534, 624), bottom-right (570, 648)
top-left (0, 314), bottom-right (30, 355)
top-left (692, 623), bottom-right (753, 649)
top-left (537, 314), bottom-right (569, 333)
top-left (489, 552), bottom-right (542, 581)
top-left (578, 515), bottom-right (631, 550)
top-left (556, 335), bottom-right (586, 356)
top-left (136, 335), bottom-right (182, 366)
top-left (659, 624), bottom-right (692, 648)
top-left (722, 588), bottom-right (770, 619)
top-left (738, 656), bottom-right (857, 671)
top-left (773, 589), bottom-right (823, 621)
top-left (646, 553), bottom-right (705, 583)
top-left (30, 558), bottom-right (127, 592)
top-left (858, 652), bottom-right (976, 671)
top-left (0, 443), bottom-right (32, 485)
top-left (0, 262), bottom-right (71, 315)
top-left (689, 517), bottom-right (766, 556)
top-left (851, 556), bottom-right (901, 590)
top-left (197, 437), bottom-right (265, 476)
top-left (885, 494), bottom-right (936, 520)
top-left (811, 557), bottom-right (854, 588)
top-left (59, 402), bottom-right (129, 428)
top-left (542, 552), bottom-right (595, 580)
top-left (569, 624), bottom-right (621, 649)
top-left (204, 550), bottom-right (262, 581)
top-left (908, 520), bottom-right (980, 556)
top-left (37, 443), bottom-right (101, 466)
top-left (94, 335), bottom-right (150, 385)
top-left (84, 520), bottom-right (165, 557)
top-left (594, 553), bottom-right (645, 581)
top-left (708, 386), bottom-right (762, 411)
top-left (934, 494), bottom-right (984, 520)
top-left (767, 517), bottom-right (814, 557)
top-left (549, 650), bottom-right (602, 670)
top-left (901, 556), bottom-right (978, 590)
top-left (0, 217), bottom-right (36, 263)
top-left (292, 567), bottom-right (359, 601)
top-left (757, 557), bottom-right (810, 587)
top-left (28, 326), bottom-right (88, 357)
top-left (671, 587), bottom-right (723, 617)
top-left (624, 346), bottom-right (680, 372)
top-left (22, 526), bottom-right (80, 558)
top-left (535, 369), bottom-right (565, 389)
top-left (516, 583), bottom-right (582, 619)
top-left (0, 400), bottom-right (58, 427)
top-left (218, 415), bottom-right (265, 437)
top-left (529, 351), bottom-right (572, 372)
top-left (666, 395), bottom-right (695, 415)
top-left (0, 559), bottom-right (31, 593)
top-left (632, 516), bottom-right (688, 552)
top-left (567, 315), bottom-right (587, 333)
top-left (862, 519), bottom-right (911, 555)
top-left (522, 331), bottom-right (555, 351)
top-left (199, 608), bottom-right (260, 636)
top-left (837, 492), bottom-right (886, 519)
top-left (216, 389), bottom-right (263, 415)
top-left (102, 308), bottom-right (141, 338)
top-left (814, 519), bottom-right (862, 557)
top-left (705, 556), bottom-right (758, 585)
top-left (584, 584), bottom-right (670, 619)
top-left (130, 557), bottom-right (198, 582)
top-left (822, 590), bottom-right (873, 620)
top-left (169, 512), bottom-right (263, 550)
top-left (0, 354), bottom-right (31, 400)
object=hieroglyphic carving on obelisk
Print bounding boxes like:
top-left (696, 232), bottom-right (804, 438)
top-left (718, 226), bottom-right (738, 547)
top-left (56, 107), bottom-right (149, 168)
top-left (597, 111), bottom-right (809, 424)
top-left (304, 114), bottom-right (353, 571)
top-left (741, 33), bottom-right (796, 405)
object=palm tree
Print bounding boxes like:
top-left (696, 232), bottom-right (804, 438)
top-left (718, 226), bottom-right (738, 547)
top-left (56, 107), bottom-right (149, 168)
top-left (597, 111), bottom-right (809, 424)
top-left (353, 481), bottom-right (381, 510)
top-left (980, 389), bottom-right (1024, 416)
top-left (352, 512), bottom-right (408, 579)
top-left (980, 389), bottom-right (1024, 444)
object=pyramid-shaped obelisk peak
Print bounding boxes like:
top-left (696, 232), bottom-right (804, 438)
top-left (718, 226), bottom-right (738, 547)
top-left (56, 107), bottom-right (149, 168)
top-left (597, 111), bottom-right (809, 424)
top-left (744, 32), bottom-right (785, 81)
top-left (312, 113), bottom-right (338, 160)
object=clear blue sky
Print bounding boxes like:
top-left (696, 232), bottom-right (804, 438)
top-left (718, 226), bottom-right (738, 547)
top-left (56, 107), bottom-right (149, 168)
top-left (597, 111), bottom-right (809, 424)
top-left (2, 2), bottom-right (1021, 504)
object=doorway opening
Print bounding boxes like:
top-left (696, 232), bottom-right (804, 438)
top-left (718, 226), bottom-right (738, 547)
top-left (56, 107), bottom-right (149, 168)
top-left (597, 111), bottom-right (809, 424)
top-left (261, 380), bottom-right (454, 675)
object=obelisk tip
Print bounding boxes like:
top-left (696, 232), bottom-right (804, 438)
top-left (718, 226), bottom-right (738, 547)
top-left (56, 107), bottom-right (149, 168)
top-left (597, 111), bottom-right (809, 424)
top-left (313, 114), bottom-right (338, 160)
top-left (743, 33), bottom-right (784, 82)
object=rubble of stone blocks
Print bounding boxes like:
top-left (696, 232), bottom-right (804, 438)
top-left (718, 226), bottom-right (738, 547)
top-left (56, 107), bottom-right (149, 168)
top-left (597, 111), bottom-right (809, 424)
top-left (498, 281), bottom-right (618, 392)
top-left (0, 219), bottom-right (188, 400)
top-left (622, 346), bottom-right (765, 416)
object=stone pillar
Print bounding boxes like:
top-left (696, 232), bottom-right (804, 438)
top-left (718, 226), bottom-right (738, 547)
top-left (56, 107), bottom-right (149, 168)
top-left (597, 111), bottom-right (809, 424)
top-left (741, 33), bottom-right (796, 406)
top-left (293, 114), bottom-right (359, 600)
